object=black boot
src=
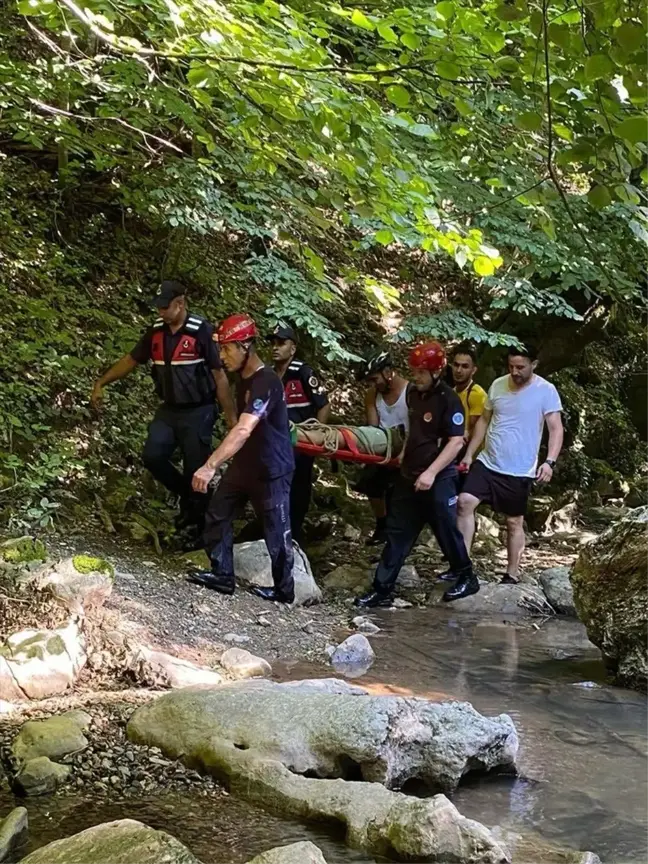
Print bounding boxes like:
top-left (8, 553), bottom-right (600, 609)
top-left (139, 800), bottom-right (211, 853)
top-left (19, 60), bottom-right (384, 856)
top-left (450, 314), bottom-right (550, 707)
top-left (435, 568), bottom-right (456, 583)
top-left (251, 586), bottom-right (294, 604)
top-left (442, 570), bottom-right (480, 602)
top-left (354, 589), bottom-right (394, 608)
top-left (187, 570), bottom-right (235, 595)
top-left (365, 518), bottom-right (387, 547)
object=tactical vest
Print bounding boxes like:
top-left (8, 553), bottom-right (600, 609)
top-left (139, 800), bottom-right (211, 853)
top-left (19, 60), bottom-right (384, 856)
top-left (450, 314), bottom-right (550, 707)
top-left (149, 314), bottom-right (216, 407)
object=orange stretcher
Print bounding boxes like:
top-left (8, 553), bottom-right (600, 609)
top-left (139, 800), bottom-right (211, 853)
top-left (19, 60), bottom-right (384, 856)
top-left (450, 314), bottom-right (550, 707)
top-left (293, 422), bottom-right (402, 467)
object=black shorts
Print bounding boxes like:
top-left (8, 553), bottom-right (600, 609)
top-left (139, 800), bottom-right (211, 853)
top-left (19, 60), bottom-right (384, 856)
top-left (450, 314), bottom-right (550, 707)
top-left (354, 465), bottom-right (400, 500)
top-left (461, 460), bottom-right (533, 517)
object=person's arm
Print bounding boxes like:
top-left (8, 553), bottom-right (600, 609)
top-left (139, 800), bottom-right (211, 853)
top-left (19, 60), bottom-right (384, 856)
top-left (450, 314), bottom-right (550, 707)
top-left (536, 411), bottom-right (564, 483)
top-left (192, 413), bottom-right (260, 492)
top-left (213, 368), bottom-right (237, 429)
top-left (463, 408), bottom-right (492, 464)
top-left (302, 366), bottom-right (330, 424)
top-left (90, 354), bottom-right (138, 408)
top-left (317, 404), bottom-right (331, 423)
top-left (415, 437), bottom-right (465, 492)
top-left (365, 388), bottom-right (379, 426)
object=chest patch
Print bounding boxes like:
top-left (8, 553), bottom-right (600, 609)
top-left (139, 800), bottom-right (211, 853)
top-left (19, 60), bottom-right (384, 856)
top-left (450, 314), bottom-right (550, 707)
top-left (423, 412), bottom-right (433, 423)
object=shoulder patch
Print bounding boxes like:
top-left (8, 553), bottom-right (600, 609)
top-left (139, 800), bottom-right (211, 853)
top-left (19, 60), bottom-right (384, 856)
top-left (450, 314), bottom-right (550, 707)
top-left (309, 375), bottom-right (318, 388)
top-left (452, 412), bottom-right (464, 426)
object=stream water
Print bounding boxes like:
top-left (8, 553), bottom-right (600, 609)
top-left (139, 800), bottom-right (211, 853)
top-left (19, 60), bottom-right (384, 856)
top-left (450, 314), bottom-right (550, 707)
top-left (3, 610), bottom-right (647, 863)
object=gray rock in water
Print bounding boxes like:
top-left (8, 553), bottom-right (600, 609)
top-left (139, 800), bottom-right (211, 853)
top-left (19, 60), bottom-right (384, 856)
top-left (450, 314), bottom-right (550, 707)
top-left (127, 680), bottom-right (518, 793)
top-left (246, 841), bottom-right (327, 864)
top-left (0, 807), bottom-right (28, 862)
top-left (351, 616), bottom-right (381, 634)
top-left (19, 819), bottom-right (200, 864)
top-left (13, 757), bottom-right (70, 797)
top-left (330, 634), bottom-right (375, 677)
top-left (220, 648), bottom-right (272, 680)
top-left (449, 584), bottom-right (553, 616)
top-left (12, 710), bottom-right (91, 765)
top-left (491, 826), bottom-right (600, 863)
top-left (539, 567), bottom-right (577, 616)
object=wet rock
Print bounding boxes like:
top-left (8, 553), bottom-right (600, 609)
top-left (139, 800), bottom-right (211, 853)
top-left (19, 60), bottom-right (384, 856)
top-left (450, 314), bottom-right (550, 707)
top-left (571, 506), bottom-right (647, 691)
top-left (343, 524), bottom-right (361, 542)
top-left (330, 634), bottom-right (375, 676)
top-left (449, 584), bottom-right (553, 616)
top-left (396, 565), bottom-right (420, 588)
top-left (582, 505), bottom-right (630, 525)
top-left (322, 565), bottom-right (371, 592)
top-left (219, 648), bottom-right (272, 679)
top-left (127, 680), bottom-right (518, 793)
top-left (12, 710), bottom-right (91, 764)
top-left (0, 807), bottom-right (28, 862)
top-left (19, 818), bottom-right (201, 864)
top-left (184, 542), bottom-right (322, 606)
top-left (130, 646), bottom-right (223, 689)
top-left (392, 598), bottom-right (413, 609)
top-left (539, 567), bottom-right (577, 616)
top-left (13, 757), bottom-right (70, 796)
top-left (246, 841), bottom-right (327, 864)
top-left (0, 619), bottom-right (86, 701)
top-left (32, 555), bottom-right (114, 613)
top-left (351, 616), bottom-right (381, 634)
top-left (491, 826), bottom-right (600, 863)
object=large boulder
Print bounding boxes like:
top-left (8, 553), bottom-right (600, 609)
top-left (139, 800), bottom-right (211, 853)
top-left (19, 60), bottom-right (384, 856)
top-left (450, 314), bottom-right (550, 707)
top-left (0, 619), bottom-right (86, 701)
top-left (447, 584), bottom-right (553, 616)
top-left (13, 756), bottom-right (70, 796)
top-left (0, 807), bottom-right (28, 862)
top-left (571, 506), bottom-right (647, 690)
top-left (539, 567), bottom-right (577, 616)
top-left (129, 646), bottom-right (223, 689)
top-left (12, 710), bottom-right (91, 764)
top-left (19, 819), bottom-right (200, 864)
top-left (127, 680), bottom-right (518, 793)
top-left (246, 842), bottom-right (327, 864)
top-left (33, 555), bottom-right (114, 613)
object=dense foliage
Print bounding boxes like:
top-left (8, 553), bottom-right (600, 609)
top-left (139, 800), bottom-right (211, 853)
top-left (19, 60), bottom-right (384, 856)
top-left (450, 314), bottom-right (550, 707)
top-left (0, 0), bottom-right (646, 523)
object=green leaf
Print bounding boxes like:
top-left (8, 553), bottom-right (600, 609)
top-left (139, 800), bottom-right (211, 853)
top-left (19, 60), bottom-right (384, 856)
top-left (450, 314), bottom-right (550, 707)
top-left (548, 24), bottom-right (570, 49)
top-left (587, 185), bottom-right (612, 209)
top-left (483, 31), bottom-right (505, 53)
top-left (400, 32), bottom-right (421, 50)
top-left (18, 0), bottom-right (47, 15)
top-left (351, 9), bottom-right (374, 30)
top-left (615, 115), bottom-right (648, 144)
top-left (454, 97), bottom-right (472, 116)
top-left (614, 184), bottom-right (641, 205)
top-left (375, 229), bottom-right (394, 246)
top-left (409, 123), bottom-right (435, 136)
top-left (474, 256), bottom-right (495, 276)
top-left (377, 22), bottom-right (398, 43)
top-left (553, 123), bottom-right (573, 141)
top-left (385, 84), bottom-right (410, 107)
top-left (516, 111), bottom-right (543, 132)
top-left (494, 3), bottom-right (526, 21)
top-left (495, 56), bottom-right (519, 74)
top-left (584, 54), bottom-right (614, 81)
top-left (436, 60), bottom-right (460, 80)
top-left (616, 22), bottom-right (645, 53)
top-left (435, 1), bottom-right (455, 20)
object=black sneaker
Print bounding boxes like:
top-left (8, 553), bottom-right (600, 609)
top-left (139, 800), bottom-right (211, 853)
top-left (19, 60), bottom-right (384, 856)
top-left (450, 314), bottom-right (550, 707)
top-left (442, 572), bottom-right (480, 602)
top-left (354, 590), bottom-right (394, 608)
top-left (251, 586), bottom-right (294, 604)
top-left (186, 571), bottom-right (235, 595)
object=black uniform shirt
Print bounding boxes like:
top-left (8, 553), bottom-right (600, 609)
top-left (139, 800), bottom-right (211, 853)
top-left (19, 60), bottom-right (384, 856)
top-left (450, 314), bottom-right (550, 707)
top-left (281, 360), bottom-right (328, 423)
top-left (228, 365), bottom-right (295, 484)
top-left (401, 381), bottom-right (465, 481)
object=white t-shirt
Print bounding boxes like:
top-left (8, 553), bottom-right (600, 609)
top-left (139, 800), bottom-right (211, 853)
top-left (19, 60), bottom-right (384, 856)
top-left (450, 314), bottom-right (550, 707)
top-left (376, 386), bottom-right (410, 432)
top-left (478, 375), bottom-right (562, 478)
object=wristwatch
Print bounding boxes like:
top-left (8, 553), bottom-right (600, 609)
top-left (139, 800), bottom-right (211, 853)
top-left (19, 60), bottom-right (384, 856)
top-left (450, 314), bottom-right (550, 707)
top-left (544, 458), bottom-right (556, 469)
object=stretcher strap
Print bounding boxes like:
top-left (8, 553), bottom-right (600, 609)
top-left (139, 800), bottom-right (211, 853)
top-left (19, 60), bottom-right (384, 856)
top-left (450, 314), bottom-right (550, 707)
top-left (292, 420), bottom-right (395, 465)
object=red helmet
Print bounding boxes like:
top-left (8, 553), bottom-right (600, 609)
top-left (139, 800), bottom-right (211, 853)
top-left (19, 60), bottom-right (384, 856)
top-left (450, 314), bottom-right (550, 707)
top-left (408, 341), bottom-right (447, 372)
top-left (216, 314), bottom-right (257, 344)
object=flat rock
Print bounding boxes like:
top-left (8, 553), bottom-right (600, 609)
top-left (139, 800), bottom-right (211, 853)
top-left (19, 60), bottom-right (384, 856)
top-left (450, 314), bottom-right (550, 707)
top-left (0, 807), bottom-right (28, 862)
top-left (220, 648), bottom-right (272, 680)
top-left (539, 567), bottom-right (577, 616)
top-left (19, 818), bottom-right (200, 864)
top-left (13, 757), bottom-right (70, 797)
top-left (0, 619), bottom-right (86, 701)
top-left (351, 616), bottom-right (381, 634)
top-left (130, 646), bottom-right (223, 689)
top-left (246, 841), bottom-right (327, 864)
top-left (33, 555), bottom-right (114, 613)
top-left (492, 826), bottom-right (600, 863)
top-left (12, 710), bottom-right (91, 764)
top-left (449, 584), bottom-right (553, 616)
top-left (322, 566), bottom-right (371, 592)
top-left (330, 634), bottom-right (375, 677)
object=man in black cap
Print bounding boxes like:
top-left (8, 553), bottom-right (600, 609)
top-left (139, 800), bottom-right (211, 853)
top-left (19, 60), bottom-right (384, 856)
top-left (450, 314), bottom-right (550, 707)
top-left (91, 280), bottom-right (236, 539)
top-left (268, 322), bottom-right (330, 544)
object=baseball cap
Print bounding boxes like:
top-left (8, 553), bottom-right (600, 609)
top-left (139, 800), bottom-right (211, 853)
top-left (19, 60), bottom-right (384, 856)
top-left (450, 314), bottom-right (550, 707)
top-left (153, 280), bottom-right (185, 308)
top-left (267, 322), bottom-right (297, 343)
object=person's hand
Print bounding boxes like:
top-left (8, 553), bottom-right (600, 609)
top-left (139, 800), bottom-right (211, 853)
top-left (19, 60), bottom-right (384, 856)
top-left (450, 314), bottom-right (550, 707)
top-left (90, 383), bottom-right (104, 410)
top-left (536, 462), bottom-right (554, 484)
top-left (461, 453), bottom-right (473, 470)
top-left (193, 463), bottom-right (216, 493)
top-left (415, 468), bottom-right (436, 492)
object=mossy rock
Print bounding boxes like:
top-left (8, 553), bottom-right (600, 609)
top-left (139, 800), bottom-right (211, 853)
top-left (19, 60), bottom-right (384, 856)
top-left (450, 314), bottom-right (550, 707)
top-left (72, 555), bottom-right (114, 578)
top-left (0, 537), bottom-right (47, 565)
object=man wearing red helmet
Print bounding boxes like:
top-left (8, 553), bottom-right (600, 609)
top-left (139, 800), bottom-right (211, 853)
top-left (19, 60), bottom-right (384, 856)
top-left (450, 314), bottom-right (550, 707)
top-left (355, 341), bottom-right (479, 608)
top-left (187, 314), bottom-right (296, 604)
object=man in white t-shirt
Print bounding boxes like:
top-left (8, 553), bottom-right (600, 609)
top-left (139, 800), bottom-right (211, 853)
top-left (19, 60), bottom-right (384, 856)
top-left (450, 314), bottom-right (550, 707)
top-left (457, 345), bottom-right (564, 584)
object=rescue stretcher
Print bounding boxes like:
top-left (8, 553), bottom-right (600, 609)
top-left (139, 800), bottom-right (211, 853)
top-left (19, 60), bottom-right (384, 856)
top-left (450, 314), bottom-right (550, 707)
top-left (292, 420), bottom-right (404, 467)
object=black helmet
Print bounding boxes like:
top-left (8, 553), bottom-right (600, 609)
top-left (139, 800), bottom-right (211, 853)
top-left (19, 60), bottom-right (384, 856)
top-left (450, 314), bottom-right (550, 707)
top-left (356, 350), bottom-right (392, 382)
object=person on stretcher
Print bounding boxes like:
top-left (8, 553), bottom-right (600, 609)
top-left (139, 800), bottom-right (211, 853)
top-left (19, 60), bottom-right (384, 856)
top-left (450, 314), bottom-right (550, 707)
top-left (354, 352), bottom-right (410, 546)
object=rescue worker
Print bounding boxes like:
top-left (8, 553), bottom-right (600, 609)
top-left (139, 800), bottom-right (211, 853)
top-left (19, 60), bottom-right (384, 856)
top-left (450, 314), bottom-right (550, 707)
top-left (355, 341), bottom-right (479, 608)
top-left (188, 314), bottom-right (295, 603)
top-left (268, 322), bottom-right (330, 544)
top-left (355, 352), bottom-right (410, 545)
top-left (458, 344), bottom-right (563, 584)
top-left (90, 281), bottom-right (236, 540)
